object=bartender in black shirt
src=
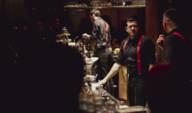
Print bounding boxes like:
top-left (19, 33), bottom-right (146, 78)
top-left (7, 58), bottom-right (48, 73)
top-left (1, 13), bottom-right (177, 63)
top-left (98, 17), bottom-right (156, 106)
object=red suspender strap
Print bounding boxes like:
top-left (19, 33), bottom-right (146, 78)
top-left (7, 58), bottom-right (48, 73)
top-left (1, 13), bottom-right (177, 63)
top-left (104, 22), bottom-right (109, 33)
top-left (172, 32), bottom-right (186, 42)
top-left (137, 35), bottom-right (143, 75)
top-left (122, 35), bottom-right (143, 75)
top-left (103, 22), bottom-right (109, 42)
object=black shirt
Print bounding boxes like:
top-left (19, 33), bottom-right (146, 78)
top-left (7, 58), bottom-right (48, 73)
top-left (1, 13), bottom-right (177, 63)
top-left (163, 28), bottom-right (189, 65)
top-left (121, 36), bottom-right (138, 73)
top-left (92, 17), bottom-right (111, 49)
top-left (117, 35), bottom-right (156, 75)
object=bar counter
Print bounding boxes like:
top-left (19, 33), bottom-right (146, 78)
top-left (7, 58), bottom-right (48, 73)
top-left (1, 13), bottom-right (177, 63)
top-left (79, 76), bottom-right (149, 113)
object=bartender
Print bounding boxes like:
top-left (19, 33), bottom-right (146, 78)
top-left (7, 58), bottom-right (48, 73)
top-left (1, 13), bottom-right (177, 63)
top-left (82, 8), bottom-right (114, 94)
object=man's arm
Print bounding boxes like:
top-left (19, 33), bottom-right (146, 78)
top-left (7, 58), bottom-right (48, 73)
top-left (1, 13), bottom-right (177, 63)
top-left (148, 64), bottom-right (156, 71)
top-left (82, 33), bottom-right (91, 39)
top-left (98, 63), bottom-right (121, 85)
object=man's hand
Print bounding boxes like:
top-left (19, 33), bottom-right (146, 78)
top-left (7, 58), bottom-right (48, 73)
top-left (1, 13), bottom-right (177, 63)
top-left (93, 79), bottom-right (107, 89)
top-left (82, 33), bottom-right (91, 39)
top-left (97, 78), bottom-right (107, 86)
top-left (156, 34), bottom-right (165, 49)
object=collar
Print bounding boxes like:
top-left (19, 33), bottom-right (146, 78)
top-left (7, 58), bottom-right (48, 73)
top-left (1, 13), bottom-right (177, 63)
top-left (128, 33), bottom-right (141, 44)
top-left (168, 28), bottom-right (180, 35)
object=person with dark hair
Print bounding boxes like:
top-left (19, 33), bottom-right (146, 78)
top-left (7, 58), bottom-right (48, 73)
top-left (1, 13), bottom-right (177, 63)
top-left (3, 42), bottom-right (86, 113)
top-left (83, 8), bottom-right (111, 50)
top-left (98, 16), bottom-right (156, 106)
top-left (82, 8), bottom-right (114, 94)
top-left (156, 8), bottom-right (190, 66)
top-left (147, 8), bottom-right (192, 113)
top-left (33, 44), bottom-right (85, 113)
top-left (155, 8), bottom-right (192, 77)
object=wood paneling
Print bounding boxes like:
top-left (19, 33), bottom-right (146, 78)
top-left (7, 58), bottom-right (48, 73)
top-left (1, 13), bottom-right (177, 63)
top-left (145, 0), bottom-right (159, 42)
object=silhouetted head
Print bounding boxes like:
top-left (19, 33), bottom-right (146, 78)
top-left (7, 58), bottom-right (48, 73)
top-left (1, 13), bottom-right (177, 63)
top-left (162, 8), bottom-right (179, 33)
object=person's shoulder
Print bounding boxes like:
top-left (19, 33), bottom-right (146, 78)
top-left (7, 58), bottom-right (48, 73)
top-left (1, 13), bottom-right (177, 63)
top-left (166, 33), bottom-right (185, 44)
top-left (95, 18), bottom-right (106, 26)
top-left (45, 43), bottom-right (84, 65)
top-left (94, 18), bottom-right (101, 25)
top-left (120, 37), bottom-right (128, 45)
top-left (166, 29), bottom-right (185, 40)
